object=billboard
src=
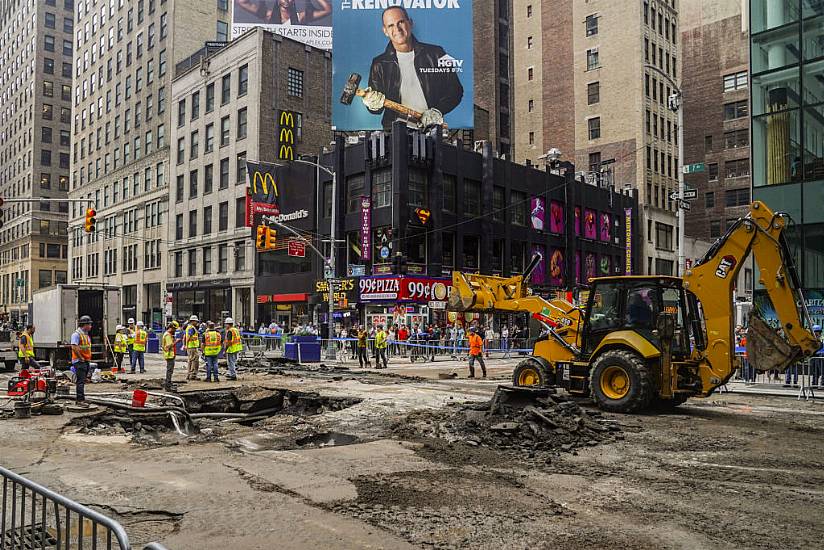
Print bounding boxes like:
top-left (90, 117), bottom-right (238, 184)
top-left (232, 0), bottom-right (332, 50)
top-left (332, 1), bottom-right (473, 131)
top-left (530, 197), bottom-right (545, 231)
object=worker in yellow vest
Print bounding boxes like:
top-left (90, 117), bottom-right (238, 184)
top-left (17, 324), bottom-right (39, 370)
top-left (223, 317), bottom-right (242, 381)
top-left (112, 325), bottom-right (128, 373)
top-left (184, 315), bottom-right (201, 380)
top-left (126, 317), bottom-right (136, 365)
top-left (374, 324), bottom-right (389, 369)
top-left (130, 321), bottom-right (148, 374)
top-left (203, 321), bottom-right (222, 382)
top-left (162, 323), bottom-right (177, 391)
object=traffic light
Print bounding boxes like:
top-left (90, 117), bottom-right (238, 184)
top-left (265, 227), bottom-right (276, 250)
top-left (256, 225), bottom-right (267, 250)
top-left (84, 208), bottom-right (96, 233)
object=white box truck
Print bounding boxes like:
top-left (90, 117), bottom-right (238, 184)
top-left (30, 285), bottom-right (121, 368)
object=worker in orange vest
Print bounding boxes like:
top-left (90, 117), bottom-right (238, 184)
top-left (70, 316), bottom-right (93, 407)
top-left (467, 326), bottom-right (487, 379)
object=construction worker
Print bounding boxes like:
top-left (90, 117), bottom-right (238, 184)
top-left (203, 321), bottom-right (222, 382)
top-left (130, 321), bottom-right (148, 374)
top-left (17, 324), bottom-right (39, 370)
top-left (70, 315), bottom-right (93, 407)
top-left (162, 323), bottom-right (177, 391)
top-left (467, 326), bottom-right (487, 379)
top-left (126, 317), bottom-right (136, 367)
top-left (112, 325), bottom-right (128, 373)
top-left (223, 317), bottom-right (242, 381)
top-left (184, 315), bottom-right (201, 380)
top-left (374, 324), bottom-right (388, 369)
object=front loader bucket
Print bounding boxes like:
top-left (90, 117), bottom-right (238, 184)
top-left (448, 291), bottom-right (475, 312)
top-left (746, 313), bottom-right (802, 372)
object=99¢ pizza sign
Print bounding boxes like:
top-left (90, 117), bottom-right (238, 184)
top-left (359, 276), bottom-right (451, 303)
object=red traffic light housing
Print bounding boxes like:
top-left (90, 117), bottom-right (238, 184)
top-left (84, 208), bottom-right (97, 233)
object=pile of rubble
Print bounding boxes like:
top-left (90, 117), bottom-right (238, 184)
top-left (391, 386), bottom-right (623, 460)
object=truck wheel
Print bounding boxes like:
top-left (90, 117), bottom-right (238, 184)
top-left (590, 350), bottom-right (653, 413)
top-left (653, 394), bottom-right (690, 409)
top-left (512, 359), bottom-right (550, 387)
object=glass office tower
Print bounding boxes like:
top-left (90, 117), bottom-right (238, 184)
top-left (750, 0), bottom-right (824, 323)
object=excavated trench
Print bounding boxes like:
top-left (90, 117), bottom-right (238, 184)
top-left (67, 387), bottom-right (363, 445)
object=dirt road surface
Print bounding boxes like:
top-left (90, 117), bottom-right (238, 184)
top-left (2, 357), bottom-right (823, 549)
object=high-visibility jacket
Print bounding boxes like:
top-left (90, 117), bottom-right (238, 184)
top-left (468, 333), bottom-right (484, 356)
top-left (127, 327), bottom-right (135, 346)
top-left (185, 325), bottom-right (200, 348)
top-left (225, 327), bottom-right (242, 354)
top-left (132, 329), bottom-right (148, 352)
top-left (203, 330), bottom-right (222, 356)
top-left (162, 332), bottom-right (176, 359)
top-left (72, 330), bottom-right (92, 362)
top-left (18, 331), bottom-right (34, 358)
top-left (375, 330), bottom-right (388, 349)
top-left (113, 332), bottom-right (128, 353)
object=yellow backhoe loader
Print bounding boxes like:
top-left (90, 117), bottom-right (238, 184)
top-left (448, 201), bottom-right (821, 413)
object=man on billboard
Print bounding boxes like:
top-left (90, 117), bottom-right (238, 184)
top-left (361, 6), bottom-right (463, 130)
top-left (235, 0), bottom-right (331, 26)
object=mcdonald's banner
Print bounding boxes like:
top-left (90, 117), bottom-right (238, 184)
top-left (246, 160), bottom-right (281, 213)
top-left (277, 110), bottom-right (297, 161)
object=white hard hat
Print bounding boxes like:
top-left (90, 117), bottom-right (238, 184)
top-left (116, 324), bottom-right (124, 331)
top-left (189, 315), bottom-right (199, 322)
top-left (224, 317), bottom-right (234, 325)
top-left (136, 321), bottom-right (144, 327)
top-left (128, 318), bottom-right (135, 324)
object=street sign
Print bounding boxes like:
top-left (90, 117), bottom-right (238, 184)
top-left (347, 264), bottom-right (366, 277)
top-left (682, 163), bottom-right (705, 174)
top-left (287, 239), bottom-right (306, 258)
top-left (669, 189), bottom-right (698, 201)
top-left (679, 200), bottom-right (691, 211)
top-left (669, 191), bottom-right (680, 201)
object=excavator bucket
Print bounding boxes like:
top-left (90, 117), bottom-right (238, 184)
top-left (448, 291), bottom-right (475, 312)
top-left (745, 313), bottom-right (802, 372)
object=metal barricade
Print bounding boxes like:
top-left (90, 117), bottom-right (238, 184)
top-left (1, 464), bottom-right (167, 550)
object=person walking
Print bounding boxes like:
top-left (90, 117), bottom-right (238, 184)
top-left (223, 317), bottom-right (242, 381)
top-left (501, 325), bottom-right (511, 359)
top-left (375, 325), bottom-right (389, 369)
top-left (357, 325), bottom-right (371, 368)
top-left (113, 325), bottom-right (128, 373)
top-left (398, 324), bottom-right (409, 357)
top-left (184, 315), bottom-right (201, 381)
top-left (467, 326), bottom-right (487, 379)
top-left (130, 321), bottom-right (148, 374)
top-left (484, 325), bottom-right (495, 358)
top-left (70, 316), bottom-right (93, 407)
top-left (203, 321), bottom-right (222, 382)
top-left (17, 324), bottom-right (39, 370)
top-left (162, 324), bottom-right (177, 392)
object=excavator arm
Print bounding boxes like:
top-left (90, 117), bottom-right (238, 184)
top-left (683, 201), bottom-right (821, 394)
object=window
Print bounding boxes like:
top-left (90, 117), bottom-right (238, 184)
top-left (492, 186), bottom-right (505, 222)
top-left (705, 191), bottom-right (715, 208)
top-left (527, 36), bottom-right (533, 49)
top-left (287, 67), bottom-right (304, 97)
top-left (220, 158), bottom-right (229, 189)
top-left (190, 131), bottom-right (199, 158)
top-left (705, 135), bottom-right (713, 152)
top-left (206, 83), bottom-right (215, 112)
top-left (45, 12), bottom-right (56, 28)
top-left (725, 188), bottom-right (750, 207)
top-left (189, 210), bottom-right (198, 238)
top-left (589, 152), bottom-right (602, 172)
top-left (221, 74), bottom-right (231, 105)
top-left (42, 127), bottom-right (53, 143)
top-left (189, 170), bottom-right (198, 198)
top-left (205, 164), bottom-right (214, 194)
top-left (176, 137), bottom-right (185, 164)
top-left (725, 158), bottom-right (750, 179)
top-left (710, 221), bottom-right (721, 238)
top-left (587, 117), bottom-right (601, 139)
top-left (236, 198), bottom-right (247, 228)
top-left (371, 169), bottom-right (391, 208)
top-left (723, 100), bottom-right (748, 120)
top-left (345, 174), bottom-right (365, 213)
top-left (203, 206), bottom-right (212, 234)
top-left (219, 202), bottom-right (228, 232)
top-left (443, 175), bottom-right (456, 212)
top-left (723, 71), bottom-right (748, 92)
top-left (586, 48), bottom-right (599, 70)
top-left (175, 214), bottom-right (184, 240)
top-left (724, 129), bottom-right (749, 149)
top-left (527, 67), bottom-right (534, 80)
top-left (528, 99), bottom-right (534, 112)
top-left (655, 222), bottom-right (674, 251)
top-left (43, 104), bottom-right (53, 120)
top-left (202, 247), bottom-right (212, 275)
top-left (708, 163), bottom-right (719, 181)
top-left (216, 20), bottom-right (228, 41)
top-left (236, 153), bottom-right (247, 184)
top-left (221, 116), bottom-right (230, 146)
top-left (205, 123), bottom-right (215, 152)
top-left (235, 241), bottom-right (246, 271)
top-left (44, 35), bottom-right (55, 52)
top-left (191, 91), bottom-right (200, 120)
top-left (187, 250), bottom-right (196, 277)
top-left (409, 169), bottom-right (428, 207)
top-left (238, 64), bottom-right (248, 96)
top-left (464, 179), bottom-right (481, 216)
top-left (177, 99), bottom-right (185, 127)
top-left (528, 132), bottom-right (535, 145)
top-left (237, 108), bottom-right (247, 139)
top-left (585, 14), bottom-right (598, 36)
top-left (44, 58), bottom-right (55, 74)
top-left (587, 81), bottom-right (600, 104)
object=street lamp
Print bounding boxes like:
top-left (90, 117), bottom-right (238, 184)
top-left (644, 63), bottom-right (685, 276)
top-left (273, 157), bottom-right (339, 360)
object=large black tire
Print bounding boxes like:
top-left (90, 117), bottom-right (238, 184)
top-left (652, 393), bottom-right (690, 410)
top-left (512, 359), bottom-right (551, 387)
top-left (590, 350), bottom-right (654, 413)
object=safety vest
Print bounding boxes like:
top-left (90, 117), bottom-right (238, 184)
top-left (185, 325), bottom-right (200, 348)
top-left (133, 329), bottom-right (148, 352)
top-left (225, 327), bottom-right (242, 354)
top-left (375, 330), bottom-right (388, 349)
top-left (162, 332), bottom-right (176, 359)
top-left (72, 330), bottom-right (92, 362)
top-left (113, 332), bottom-right (128, 353)
top-left (18, 332), bottom-right (34, 358)
top-left (127, 327), bottom-right (135, 346)
top-left (203, 330), bottom-right (222, 356)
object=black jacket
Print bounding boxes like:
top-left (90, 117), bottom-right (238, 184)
top-left (368, 38), bottom-right (464, 129)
